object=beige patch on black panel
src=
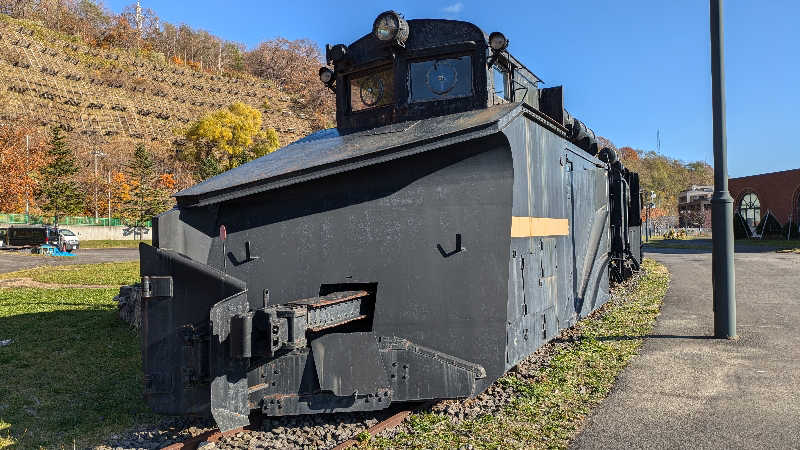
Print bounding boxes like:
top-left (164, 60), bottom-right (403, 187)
top-left (510, 217), bottom-right (569, 237)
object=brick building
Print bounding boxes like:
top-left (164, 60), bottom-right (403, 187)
top-left (677, 185), bottom-right (713, 227)
top-left (729, 168), bottom-right (800, 230)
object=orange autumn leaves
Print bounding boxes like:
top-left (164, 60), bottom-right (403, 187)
top-left (0, 122), bottom-right (47, 213)
top-left (110, 172), bottom-right (175, 211)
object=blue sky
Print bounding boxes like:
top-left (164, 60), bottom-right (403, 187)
top-left (104, 0), bottom-right (800, 177)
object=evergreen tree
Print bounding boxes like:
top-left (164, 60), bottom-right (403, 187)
top-left (120, 143), bottom-right (171, 237)
top-left (35, 127), bottom-right (83, 226)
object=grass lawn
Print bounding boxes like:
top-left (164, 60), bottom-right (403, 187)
top-left (0, 261), bottom-right (140, 286)
top-left (367, 258), bottom-right (670, 449)
top-left (0, 263), bottom-right (149, 448)
top-left (79, 240), bottom-right (151, 249)
top-left (646, 237), bottom-right (800, 251)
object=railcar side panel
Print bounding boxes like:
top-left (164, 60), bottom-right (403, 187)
top-left (502, 113), bottom-right (610, 370)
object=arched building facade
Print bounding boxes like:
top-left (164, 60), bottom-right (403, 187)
top-left (728, 168), bottom-right (800, 229)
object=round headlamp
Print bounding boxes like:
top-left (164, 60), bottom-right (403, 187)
top-left (329, 44), bottom-right (348, 63)
top-left (489, 32), bottom-right (508, 52)
top-left (319, 67), bottom-right (334, 85)
top-left (373, 11), bottom-right (409, 44)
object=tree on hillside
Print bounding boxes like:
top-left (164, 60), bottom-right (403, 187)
top-left (0, 122), bottom-right (46, 213)
top-left (182, 102), bottom-right (280, 180)
top-left (35, 127), bottom-right (84, 226)
top-left (618, 146), bottom-right (713, 215)
top-left (119, 143), bottom-right (172, 236)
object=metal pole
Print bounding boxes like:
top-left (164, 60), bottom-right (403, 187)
top-left (710, 0), bottom-right (736, 339)
top-left (107, 170), bottom-right (111, 223)
top-left (93, 150), bottom-right (98, 221)
top-left (25, 135), bottom-right (30, 224)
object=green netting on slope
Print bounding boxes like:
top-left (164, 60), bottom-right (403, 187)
top-left (0, 213), bottom-right (150, 227)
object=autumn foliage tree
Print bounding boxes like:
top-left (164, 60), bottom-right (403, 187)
top-left (0, 122), bottom-right (46, 213)
top-left (616, 145), bottom-right (713, 215)
top-left (35, 127), bottom-right (84, 225)
top-left (182, 102), bottom-right (280, 180)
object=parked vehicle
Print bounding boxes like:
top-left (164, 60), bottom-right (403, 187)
top-left (58, 228), bottom-right (80, 252)
top-left (5, 225), bottom-right (65, 248)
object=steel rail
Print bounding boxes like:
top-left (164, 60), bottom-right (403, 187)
top-left (331, 408), bottom-right (414, 450)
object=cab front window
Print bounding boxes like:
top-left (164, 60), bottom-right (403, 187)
top-left (349, 67), bottom-right (394, 112)
top-left (408, 55), bottom-right (472, 103)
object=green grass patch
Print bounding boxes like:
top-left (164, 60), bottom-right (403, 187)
top-left (0, 287), bottom-right (152, 448)
top-left (0, 261), bottom-right (140, 286)
top-left (646, 237), bottom-right (800, 251)
top-left (369, 259), bottom-right (670, 449)
top-left (79, 240), bottom-right (151, 249)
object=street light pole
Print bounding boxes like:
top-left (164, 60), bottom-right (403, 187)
top-left (710, 0), bottom-right (736, 339)
top-left (91, 149), bottom-right (106, 222)
top-left (93, 150), bottom-right (99, 221)
top-left (25, 134), bottom-right (30, 224)
top-left (107, 170), bottom-right (111, 223)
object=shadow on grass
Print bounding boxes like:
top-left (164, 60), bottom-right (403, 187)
top-left (0, 288), bottom-right (153, 448)
top-left (554, 334), bottom-right (714, 344)
top-left (597, 334), bottom-right (714, 341)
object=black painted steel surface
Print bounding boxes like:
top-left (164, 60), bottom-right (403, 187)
top-left (137, 15), bottom-right (643, 432)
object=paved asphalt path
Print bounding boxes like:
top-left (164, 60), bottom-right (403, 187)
top-left (0, 248), bottom-right (139, 274)
top-left (573, 247), bottom-right (800, 449)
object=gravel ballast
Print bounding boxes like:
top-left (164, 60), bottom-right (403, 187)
top-left (95, 270), bottom-right (652, 450)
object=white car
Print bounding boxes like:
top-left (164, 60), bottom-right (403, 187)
top-left (58, 228), bottom-right (80, 252)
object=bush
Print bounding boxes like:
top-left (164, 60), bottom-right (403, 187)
top-left (662, 229), bottom-right (686, 240)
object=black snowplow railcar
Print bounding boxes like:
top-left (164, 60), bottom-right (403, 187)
top-left (138, 13), bottom-right (642, 431)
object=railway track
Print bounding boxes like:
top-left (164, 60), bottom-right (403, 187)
top-left (164, 408), bottom-right (416, 450)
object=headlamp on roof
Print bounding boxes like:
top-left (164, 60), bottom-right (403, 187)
top-left (372, 11), bottom-right (409, 45)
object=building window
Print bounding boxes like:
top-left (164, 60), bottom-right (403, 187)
top-left (794, 189), bottom-right (800, 224)
top-left (739, 192), bottom-right (761, 229)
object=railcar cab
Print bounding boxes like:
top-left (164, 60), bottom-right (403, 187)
top-left (319, 11), bottom-right (542, 132)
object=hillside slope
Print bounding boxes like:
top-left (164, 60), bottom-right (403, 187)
top-left (0, 14), bottom-right (327, 177)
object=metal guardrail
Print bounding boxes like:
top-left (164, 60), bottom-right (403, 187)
top-left (0, 213), bottom-right (151, 227)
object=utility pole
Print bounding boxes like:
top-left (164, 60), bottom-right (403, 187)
top-left (91, 149), bottom-right (106, 222)
top-left (107, 170), bottom-right (111, 224)
top-left (656, 129), bottom-right (661, 153)
top-left (25, 134), bottom-right (30, 224)
top-left (710, 0), bottom-right (736, 339)
top-left (135, 0), bottom-right (143, 34)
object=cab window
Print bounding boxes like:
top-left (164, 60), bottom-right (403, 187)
top-left (493, 67), bottom-right (510, 102)
top-left (349, 67), bottom-right (394, 112)
top-left (408, 55), bottom-right (473, 103)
